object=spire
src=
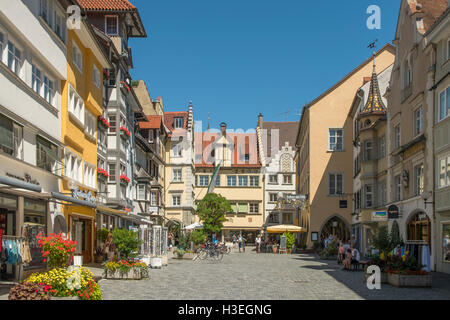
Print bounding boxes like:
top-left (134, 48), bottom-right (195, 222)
top-left (207, 112), bottom-right (211, 131)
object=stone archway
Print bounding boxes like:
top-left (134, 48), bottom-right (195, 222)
top-left (406, 210), bottom-right (431, 246)
top-left (319, 215), bottom-right (351, 243)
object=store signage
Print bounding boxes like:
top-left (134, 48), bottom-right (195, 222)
top-left (6, 173), bottom-right (39, 186)
top-left (372, 211), bottom-right (387, 221)
top-left (387, 205), bottom-right (399, 219)
top-left (72, 186), bottom-right (96, 203)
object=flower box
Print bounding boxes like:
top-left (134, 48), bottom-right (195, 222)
top-left (120, 126), bottom-right (131, 138)
top-left (97, 168), bottom-right (110, 179)
top-left (105, 268), bottom-right (142, 280)
top-left (120, 174), bottom-right (130, 185)
top-left (98, 116), bottom-right (111, 129)
top-left (387, 273), bottom-right (432, 287)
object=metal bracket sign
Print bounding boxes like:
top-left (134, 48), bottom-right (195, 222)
top-left (72, 186), bottom-right (96, 203)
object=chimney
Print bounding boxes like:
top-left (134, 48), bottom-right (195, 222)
top-left (220, 122), bottom-right (227, 136)
top-left (258, 113), bottom-right (263, 128)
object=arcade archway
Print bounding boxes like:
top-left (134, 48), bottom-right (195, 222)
top-left (320, 215), bottom-right (351, 243)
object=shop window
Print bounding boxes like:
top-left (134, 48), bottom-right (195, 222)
top-left (443, 224), bottom-right (450, 263)
top-left (407, 212), bottom-right (431, 247)
top-left (23, 198), bottom-right (47, 269)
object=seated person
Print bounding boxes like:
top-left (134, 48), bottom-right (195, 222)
top-left (343, 249), bottom-right (352, 270)
top-left (351, 247), bottom-right (360, 271)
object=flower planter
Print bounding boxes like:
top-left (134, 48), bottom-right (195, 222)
top-left (272, 247), bottom-right (278, 254)
top-left (51, 296), bottom-right (80, 300)
top-left (105, 268), bottom-right (142, 280)
top-left (364, 272), bottom-right (388, 284)
top-left (387, 273), bottom-right (432, 288)
top-left (94, 254), bottom-right (104, 264)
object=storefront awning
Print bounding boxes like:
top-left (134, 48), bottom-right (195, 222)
top-left (50, 192), bottom-right (97, 208)
top-left (96, 205), bottom-right (128, 216)
top-left (266, 225), bottom-right (306, 234)
top-left (0, 175), bottom-right (42, 193)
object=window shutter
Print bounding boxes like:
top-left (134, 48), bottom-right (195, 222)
top-left (238, 203), bottom-right (248, 213)
top-left (0, 114), bottom-right (13, 151)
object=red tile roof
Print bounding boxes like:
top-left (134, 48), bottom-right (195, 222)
top-left (138, 115), bottom-right (162, 130)
top-left (77, 0), bottom-right (136, 11)
top-left (408, 0), bottom-right (448, 33)
top-left (164, 112), bottom-right (188, 133)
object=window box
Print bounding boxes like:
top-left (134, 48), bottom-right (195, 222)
top-left (97, 168), bottom-right (109, 179)
top-left (98, 115), bottom-right (111, 129)
top-left (120, 81), bottom-right (131, 93)
top-left (120, 126), bottom-right (131, 138)
top-left (120, 174), bottom-right (130, 185)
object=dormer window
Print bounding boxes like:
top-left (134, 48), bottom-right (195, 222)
top-left (174, 117), bottom-right (184, 129)
top-left (105, 16), bottom-right (119, 36)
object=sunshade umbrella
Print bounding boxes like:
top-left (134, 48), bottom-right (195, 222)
top-left (183, 222), bottom-right (204, 230)
top-left (266, 225), bottom-right (306, 234)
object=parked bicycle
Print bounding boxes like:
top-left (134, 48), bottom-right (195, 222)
top-left (193, 242), bottom-right (224, 261)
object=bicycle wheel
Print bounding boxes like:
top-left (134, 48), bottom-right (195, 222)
top-left (198, 249), bottom-right (208, 260)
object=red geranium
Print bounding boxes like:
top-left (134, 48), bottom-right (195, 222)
top-left (120, 174), bottom-right (130, 184)
top-left (97, 168), bottom-right (110, 178)
top-left (119, 126), bottom-right (131, 137)
top-left (98, 115), bottom-right (111, 129)
top-left (36, 232), bottom-right (77, 269)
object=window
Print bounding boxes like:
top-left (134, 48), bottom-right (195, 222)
top-left (137, 185), bottom-right (146, 200)
top-left (36, 136), bottom-right (57, 173)
top-left (269, 193), bottom-right (278, 203)
top-left (269, 175), bottom-right (278, 184)
top-left (119, 163), bottom-right (126, 176)
top-left (413, 164), bottom-right (424, 196)
top-left (43, 76), bottom-right (54, 105)
top-left (172, 142), bottom-right (182, 157)
top-left (364, 140), bottom-right (373, 161)
top-left (215, 174), bottom-right (221, 186)
top-left (283, 213), bottom-right (293, 224)
top-left (238, 176), bottom-right (248, 187)
top-left (109, 114), bottom-right (116, 133)
top-left (394, 124), bottom-right (401, 149)
top-left (199, 175), bottom-right (209, 186)
top-left (108, 163), bottom-right (116, 182)
top-left (54, 11), bottom-right (66, 43)
top-left (172, 169), bottom-right (182, 182)
top-left (105, 16), bottom-right (118, 35)
top-left (97, 157), bottom-right (105, 170)
top-left (68, 85), bottom-right (85, 125)
top-left (439, 87), bottom-right (450, 121)
top-left (379, 182), bottom-right (386, 207)
top-left (244, 154), bottom-right (250, 162)
top-left (365, 185), bottom-right (373, 208)
top-left (379, 136), bottom-right (386, 158)
top-left (394, 175), bottom-right (402, 202)
top-left (7, 41), bottom-right (21, 75)
top-left (84, 162), bottom-right (96, 188)
top-left (283, 174), bottom-right (292, 185)
top-left (172, 195), bottom-right (181, 206)
top-left (65, 150), bottom-right (82, 182)
top-left (174, 117), bottom-right (184, 129)
top-left (40, 0), bottom-right (51, 24)
top-left (414, 107), bottom-right (423, 136)
top-left (84, 110), bottom-right (96, 138)
top-left (93, 65), bottom-right (101, 88)
top-left (329, 173), bottom-right (343, 196)
top-left (249, 176), bottom-right (259, 187)
top-left (0, 114), bottom-right (23, 160)
top-left (225, 175), bottom-right (236, 187)
top-left (249, 203), bottom-right (259, 213)
top-left (268, 213), bottom-right (279, 223)
top-left (438, 155), bottom-right (450, 188)
top-left (329, 129), bottom-right (343, 151)
top-left (238, 203), bottom-right (248, 213)
top-left (32, 65), bottom-right (42, 95)
top-left (150, 191), bottom-right (157, 206)
top-left (72, 41), bottom-right (82, 72)
top-left (0, 32), bottom-right (4, 53)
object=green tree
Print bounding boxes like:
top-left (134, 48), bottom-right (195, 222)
top-left (283, 232), bottom-right (295, 250)
top-left (195, 193), bottom-right (230, 237)
top-left (112, 228), bottom-right (141, 260)
top-left (190, 229), bottom-right (206, 245)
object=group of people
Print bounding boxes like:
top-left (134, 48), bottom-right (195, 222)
top-left (337, 241), bottom-right (360, 271)
top-left (231, 234), bottom-right (247, 253)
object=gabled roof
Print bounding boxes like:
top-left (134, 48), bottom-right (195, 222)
top-left (360, 61), bottom-right (387, 116)
top-left (77, 0), bottom-right (136, 11)
top-left (261, 121), bottom-right (299, 151)
top-left (138, 115), bottom-right (162, 130)
top-left (164, 112), bottom-right (188, 134)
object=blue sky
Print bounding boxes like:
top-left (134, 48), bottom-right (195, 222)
top-left (129, 0), bottom-right (400, 131)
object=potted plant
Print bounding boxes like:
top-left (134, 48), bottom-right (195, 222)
top-left (36, 232), bottom-right (77, 269)
top-left (120, 126), bottom-right (131, 138)
top-left (120, 174), bottom-right (130, 185)
top-left (272, 244), bottom-right (278, 254)
top-left (104, 260), bottom-right (148, 280)
top-left (283, 232), bottom-right (295, 254)
top-left (386, 255), bottom-right (432, 287)
top-left (173, 248), bottom-right (185, 259)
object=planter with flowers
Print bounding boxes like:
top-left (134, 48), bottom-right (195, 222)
top-left (36, 232), bottom-right (77, 269)
top-left (98, 115), bottom-right (111, 129)
top-left (386, 255), bottom-right (432, 287)
top-left (120, 80), bottom-right (131, 94)
top-left (120, 174), bottom-right (130, 185)
top-left (104, 260), bottom-right (148, 280)
top-left (97, 168), bottom-right (110, 180)
top-left (120, 126), bottom-right (131, 139)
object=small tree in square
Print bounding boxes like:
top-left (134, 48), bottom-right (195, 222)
top-left (195, 193), bottom-right (231, 238)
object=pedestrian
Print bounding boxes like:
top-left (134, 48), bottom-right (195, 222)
top-left (256, 235), bottom-right (261, 253)
top-left (338, 242), bottom-right (345, 264)
top-left (238, 235), bottom-right (243, 253)
top-left (232, 234), bottom-right (237, 249)
top-left (343, 248), bottom-right (352, 271)
top-left (242, 236), bottom-right (247, 252)
top-left (103, 232), bottom-right (115, 262)
top-left (351, 246), bottom-right (360, 271)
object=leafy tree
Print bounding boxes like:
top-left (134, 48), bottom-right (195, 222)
top-left (372, 226), bottom-right (392, 254)
top-left (390, 222), bottom-right (404, 248)
top-left (283, 232), bottom-right (295, 250)
top-left (112, 228), bottom-right (141, 260)
top-left (195, 193), bottom-right (231, 237)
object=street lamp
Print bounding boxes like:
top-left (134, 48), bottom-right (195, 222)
top-left (421, 191), bottom-right (434, 209)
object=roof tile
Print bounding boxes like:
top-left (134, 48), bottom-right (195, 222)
top-left (77, 0), bottom-right (136, 11)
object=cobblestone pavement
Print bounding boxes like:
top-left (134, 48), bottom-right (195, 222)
top-left (99, 250), bottom-right (450, 300)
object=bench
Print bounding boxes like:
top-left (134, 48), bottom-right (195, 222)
top-left (355, 260), bottom-right (369, 271)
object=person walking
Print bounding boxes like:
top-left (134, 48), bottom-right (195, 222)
top-left (238, 235), bottom-right (243, 253)
top-left (256, 235), bottom-right (261, 253)
top-left (338, 242), bottom-right (345, 264)
top-left (103, 232), bottom-right (115, 262)
top-left (232, 234), bottom-right (237, 249)
top-left (242, 235), bottom-right (247, 253)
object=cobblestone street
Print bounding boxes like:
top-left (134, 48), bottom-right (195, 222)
top-left (99, 250), bottom-right (450, 300)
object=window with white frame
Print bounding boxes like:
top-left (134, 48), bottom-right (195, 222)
top-left (269, 175), bottom-right (278, 184)
top-left (214, 174), bottom-right (221, 186)
top-left (365, 184), bottom-right (373, 208)
top-left (0, 113), bottom-right (23, 160)
top-left (249, 176), bottom-right (259, 187)
top-left (108, 114), bottom-right (116, 133)
top-left (249, 203), bottom-right (259, 213)
top-left (199, 175), bottom-right (209, 186)
top-left (394, 175), bottom-right (402, 202)
top-left (438, 155), bottom-right (450, 188)
top-left (172, 169), bottom-right (182, 182)
top-left (64, 150), bottom-right (82, 183)
top-left (414, 107), bottom-right (423, 136)
top-left (108, 162), bottom-right (116, 182)
top-left (84, 162), bottom-right (96, 188)
top-left (329, 173), bottom-right (343, 195)
top-left (172, 194), bottom-right (181, 206)
top-left (7, 41), bottom-right (21, 76)
top-left (171, 141), bottom-right (182, 157)
top-left (105, 16), bottom-right (119, 36)
top-left (150, 191), bottom-right (157, 206)
top-left (394, 124), bottom-right (401, 149)
top-left (227, 175), bottom-right (236, 186)
top-left (328, 128), bottom-right (343, 151)
top-left (269, 193), bottom-right (278, 203)
top-left (68, 85), bottom-right (84, 125)
top-left (137, 185), bottom-right (146, 201)
top-left (173, 117), bottom-right (184, 129)
top-left (43, 76), bottom-right (54, 105)
top-left (414, 164), bottom-right (424, 196)
top-left (54, 10), bottom-right (66, 43)
top-left (93, 64), bottom-right (101, 88)
top-left (32, 65), bottom-right (42, 95)
top-left (238, 175), bottom-right (248, 187)
top-left (72, 41), bottom-right (82, 72)
top-left (0, 32), bottom-right (4, 55)
top-left (84, 109), bottom-right (96, 139)
top-left (439, 86), bottom-right (450, 121)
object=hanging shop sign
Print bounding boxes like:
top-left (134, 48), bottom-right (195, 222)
top-left (72, 186), bottom-right (96, 204)
top-left (372, 211), bottom-right (387, 221)
top-left (387, 205), bottom-right (400, 219)
top-left (6, 173), bottom-right (39, 186)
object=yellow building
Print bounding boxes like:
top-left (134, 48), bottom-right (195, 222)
top-left (194, 123), bottom-right (264, 243)
top-left (295, 45), bottom-right (395, 248)
top-left (59, 22), bottom-right (111, 263)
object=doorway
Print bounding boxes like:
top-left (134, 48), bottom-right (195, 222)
top-left (70, 217), bottom-right (92, 264)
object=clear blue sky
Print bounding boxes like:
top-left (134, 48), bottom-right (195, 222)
top-left (129, 0), bottom-right (400, 131)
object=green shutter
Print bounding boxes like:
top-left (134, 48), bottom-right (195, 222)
top-left (231, 204), bottom-right (237, 213)
top-left (0, 113), bottom-right (13, 150)
top-left (238, 203), bottom-right (248, 213)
